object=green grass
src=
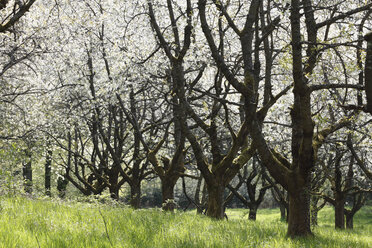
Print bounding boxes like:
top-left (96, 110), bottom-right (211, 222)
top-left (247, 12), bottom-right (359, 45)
top-left (0, 197), bottom-right (370, 247)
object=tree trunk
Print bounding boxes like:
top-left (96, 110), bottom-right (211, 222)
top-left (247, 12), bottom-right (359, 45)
top-left (108, 170), bottom-right (120, 200)
top-left (57, 175), bottom-right (68, 198)
top-left (109, 185), bottom-right (119, 200)
top-left (23, 151), bottom-right (32, 194)
top-left (345, 213), bottom-right (354, 229)
top-left (45, 149), bottom-right (52, 196)
top-left (206, 183), bottom-right (225, 219)
top-left (248, 205), bottom-right (258, 220)
top-left (194, 176), bottom-right (203, 213)
top-left (198, 182), bottom-right (208, 214)
top-left (130, 183), bottom-right (141, 209)
top-left (287, 189), bottom-right (312, 237)
top-left (311, 208), bottom-right (318, 226)
top-left (334, 198), bottom-right (345, 229)
top-left (364, 32), bottom-right (372, 114)
top-left (280, 204), bottom-right (287, 222)
top-left (161, 177), bottom-right (178, 211)
top-left (310, 197), bottom-right (318, 226)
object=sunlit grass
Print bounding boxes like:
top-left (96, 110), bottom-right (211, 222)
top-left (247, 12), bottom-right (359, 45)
top-left (0, 196), bottom-right (370, 247)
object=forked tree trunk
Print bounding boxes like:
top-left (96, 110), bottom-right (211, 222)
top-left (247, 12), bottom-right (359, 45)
top-left (206, 183), bottom-right (225, 219)
top-left (287, 189), bottom-right (312, 237)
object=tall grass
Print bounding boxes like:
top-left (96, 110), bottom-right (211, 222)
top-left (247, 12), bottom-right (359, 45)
top-left (0, 197), bottom-right (370, 247)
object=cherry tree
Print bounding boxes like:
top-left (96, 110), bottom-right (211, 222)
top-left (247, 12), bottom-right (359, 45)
top-left (197, 0), bottom-right (371, 237)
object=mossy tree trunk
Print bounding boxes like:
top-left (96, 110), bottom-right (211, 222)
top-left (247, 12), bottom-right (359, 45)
top-left (286, 176), bottom-right (312, 237)
top-left (161, 175), bottom-right (179, 211)
top-left (206, 182), bottom-right (225, 219)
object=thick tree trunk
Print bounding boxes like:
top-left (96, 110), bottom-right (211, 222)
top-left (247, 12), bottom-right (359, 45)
top-left (248, 205), bottom-right (258, 220)
top-left (206, 183), bottom-right (225, 219)
top-left (130, 183), bottom-right (141, 209)
top-left (45, 149), bottom-right (52, 196)
top-left (287, 189), bottom-right (312, 237)
top-left (109, 185), bottom-right (119, 200)
top-left (334, 199), bottom-right (345, 229)
top-left (108, 172), bottom-right (119, 200)
top-left (161, 177), bottom-right (178, 211)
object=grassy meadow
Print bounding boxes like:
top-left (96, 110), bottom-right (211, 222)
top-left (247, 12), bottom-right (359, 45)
top-left (0, 197), bottom-right (370, 248)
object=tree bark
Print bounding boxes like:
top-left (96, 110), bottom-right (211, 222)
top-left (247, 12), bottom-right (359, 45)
top-left (311, 209), bottom-right (318, 226)
top-left (206, 182), bottom-right (225, 219)
top-left (108, 167), bottom-right (120, 200)
top-left (130, 183), bottom-right (141, 209)
top-left (310, 197), bottom-right (317, 226)
top-left (45, 149), bottom-right (52, 196)
top-left (23, 150), bottom-right (32, 194)
top-left (280, 205), bottom-right (287, 222)
top-left (345, 213), bottom-right (354, 229)
top-left (161, 177), bottom-right (178, 211)
top-left (364, 32), bottom-right (372, 113)
top-left (287, 188), bottom-right (312, 238)
top-left (109, 185), bottom-right (119, 200)
top-left (334, 198), bottom-right (345, 229)
top-left (248, 205), bottom-right (258, 220)
top-left (199, 182), bottom-right (208, 214)
top-left (194, 176), bottom-right (203, 213)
